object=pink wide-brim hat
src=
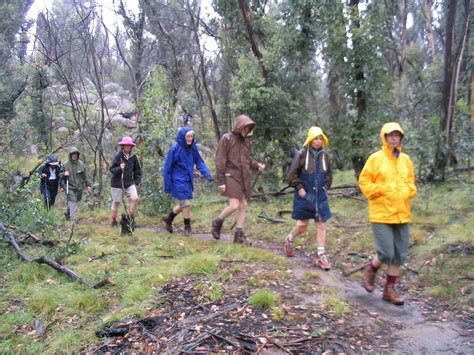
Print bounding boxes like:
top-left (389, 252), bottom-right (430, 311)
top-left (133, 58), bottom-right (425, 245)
top-left (118, 136), bottom-right (136, 147)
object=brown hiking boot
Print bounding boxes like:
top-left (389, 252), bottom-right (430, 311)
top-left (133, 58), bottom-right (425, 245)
top-left (363, 265), bottom-right (377, 293)
top-left (184, 223), bottom-right (192, 236)
top-left (234, 230), bottom-right (252, 245)
top-left (211, 217), bottom-right (223, 240)
top-left (383, 284), bottom-right (404, 306)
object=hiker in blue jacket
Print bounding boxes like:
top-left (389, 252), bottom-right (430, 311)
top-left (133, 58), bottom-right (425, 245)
top-left (163, 127), bottom-right (213, 235)
top-left (38, 155), bottom-right (61, 209)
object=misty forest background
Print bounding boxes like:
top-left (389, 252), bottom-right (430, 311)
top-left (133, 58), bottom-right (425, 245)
top-left (0, 0), bottom-right (472, 215)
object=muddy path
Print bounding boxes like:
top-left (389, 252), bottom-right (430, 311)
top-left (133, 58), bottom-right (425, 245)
top-left (148, 224), bottom-right (472, 354)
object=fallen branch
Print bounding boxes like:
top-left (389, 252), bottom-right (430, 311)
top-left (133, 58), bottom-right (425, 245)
top-left (2, 228), bottom-right (114, 288)
top-left (343, 262), bottom-right (371, 277)
top-left (257, 211), bottom-right (286, 224)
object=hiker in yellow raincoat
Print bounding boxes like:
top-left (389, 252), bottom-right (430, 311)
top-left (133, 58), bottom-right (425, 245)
top-left (358, 122), bottom-right (416, 305)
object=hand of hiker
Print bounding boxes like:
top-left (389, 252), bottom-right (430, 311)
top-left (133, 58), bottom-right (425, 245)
top-left (298, 188), bottom-right (306, 198)
top-left (258, 163), bottom-right (265, 172)
top-left (218, 184), bottom-right (226, 194)
top-left (87, 186), bottom-right (93, 193)
top-left (64, 171), bottom-right (70, 176)
top-left (120, 162), bottom-right (125, 170)
top-left (41, 173), bottom-right (47, 178)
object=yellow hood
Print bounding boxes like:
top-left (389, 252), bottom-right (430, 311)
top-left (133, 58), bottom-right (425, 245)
top-left (303, 126), bottom-right (329, 147)
top-left (380, 122), bottom-right (404, 148)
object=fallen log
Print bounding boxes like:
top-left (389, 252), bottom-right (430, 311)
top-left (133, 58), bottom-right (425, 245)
top-left (2, 227), bottom-right (114, 289)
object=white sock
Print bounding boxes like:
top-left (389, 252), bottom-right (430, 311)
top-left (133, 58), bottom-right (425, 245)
top-left (287, 233), bottom-right (294, 241)
top-left (317, 247), bottom-right (325, 255)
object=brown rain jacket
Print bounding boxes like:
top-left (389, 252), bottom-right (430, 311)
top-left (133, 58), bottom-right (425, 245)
top-left (215, 115), bottom-right (260, 199)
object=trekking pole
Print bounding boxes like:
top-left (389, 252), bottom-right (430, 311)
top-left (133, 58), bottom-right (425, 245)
top-left (120, 159), bottom-right (130, 218)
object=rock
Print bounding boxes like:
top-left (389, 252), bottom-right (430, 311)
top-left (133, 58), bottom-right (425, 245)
top-left (103, 95), bottom-right (121, 109)
top-left (104, 83), bottom-right (123, 94)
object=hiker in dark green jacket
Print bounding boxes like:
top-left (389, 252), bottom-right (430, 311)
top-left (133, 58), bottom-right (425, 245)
top-left (60, 147), bottom-right (92, 222)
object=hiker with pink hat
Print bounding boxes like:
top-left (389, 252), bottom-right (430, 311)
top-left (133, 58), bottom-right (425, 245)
top-left (109, 136), bottom-right (142, 228)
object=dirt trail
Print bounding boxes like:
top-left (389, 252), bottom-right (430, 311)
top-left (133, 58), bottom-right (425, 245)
top-left (151, 226), bottom-right (471, 354)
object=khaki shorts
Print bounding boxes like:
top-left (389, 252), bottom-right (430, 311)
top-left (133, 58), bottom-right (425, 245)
top-left (111, 185), bottom-right (138, 204)
top-left (177, 199), bottom-right (191, 207)
top-left (372, 223), bottom-right (410, 265)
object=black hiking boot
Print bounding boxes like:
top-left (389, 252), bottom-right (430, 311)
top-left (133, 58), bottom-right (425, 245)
top-left (211, 217), bottom-right (223, 240)
top-left (163, 213), bottom-right (174, 233)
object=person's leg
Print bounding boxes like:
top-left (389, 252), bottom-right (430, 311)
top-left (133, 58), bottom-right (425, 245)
top-left (234, 197), bottom-right (250, 244)
top-left (220, 198), bottom-right (240, 219)
top-left (49, 187), bottom-right (58, 206)
top-left (315, 220), bottom-right (331, 270)
top-left (383, 224), bottom-right (409, 305)
top-left (364, 223), bottom-right (395, 292)
top-left (212, 198), bottom-right (240, 240)
top-left (110, 188), bottom-right (122, 226)
top-left (181, 201), bottom-right (192, 235)
top-left (68, 201), bottom-right (79, 221)
top-left (235, 197), bottom-right (247, 229)
top-left (285, 220), bottom-right (308, 257)
top-left (129, 194), bottom-right (139, 217)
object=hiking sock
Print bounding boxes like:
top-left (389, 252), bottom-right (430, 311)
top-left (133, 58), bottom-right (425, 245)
top-left (169, 211), bottom-right (177, 222)
top-left (369, 263), bottom-right (380, 273)
top-left (386, 275), bottom-right (397, 286)
top-left (317, 247), bottom-right (325, 255)
top-left (236, 227), bottom-right (244, 234)
top-left (286, 233), bottom-right (294, 242)
top-left (184, 218), bottom-right (191, 226)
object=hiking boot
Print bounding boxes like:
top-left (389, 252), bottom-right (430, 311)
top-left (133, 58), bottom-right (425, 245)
top-left (163, 214), bottom-right (173, 233)
top-left (233, 230), bottom-right (249, 244)
top-left (284, 236), bottom-right (294, 257)
top-left (316, 253), bottom-right (332, 271)
top-left (363, 265), bottom-right (377, 293)
top-left (383, 284), bottom-right (404, 306)
top-left (184, 223), bottom-right (192, 236)
top-left (111, 220), bottom-right (118, 227)
top-left (211, 217), bottom-right (223, 240)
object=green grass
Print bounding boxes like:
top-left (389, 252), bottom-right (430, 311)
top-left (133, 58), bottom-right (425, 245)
top-left (1, 170), bottom-right (472, 352)
top-left (248, 289), bottom-right (279, 309)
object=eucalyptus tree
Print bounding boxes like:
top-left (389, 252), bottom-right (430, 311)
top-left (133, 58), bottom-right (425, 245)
top-left (34, 0), bottom-right (118, 196)
top-left (0, 0), bottom-right (33, 122)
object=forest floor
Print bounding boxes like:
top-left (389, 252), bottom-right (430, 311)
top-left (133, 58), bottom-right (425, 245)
top-left (1, 172), bottom-right (473, 353)
top-left (92, 225), bottom-right (472, 353)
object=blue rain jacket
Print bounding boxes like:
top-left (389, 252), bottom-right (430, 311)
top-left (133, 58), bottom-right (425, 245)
top-left (163, 127), bottom-right (213, 199)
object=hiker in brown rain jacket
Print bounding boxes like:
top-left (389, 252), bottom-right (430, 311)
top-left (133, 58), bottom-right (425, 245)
top-left (211, 114), bottom-right (265, 244)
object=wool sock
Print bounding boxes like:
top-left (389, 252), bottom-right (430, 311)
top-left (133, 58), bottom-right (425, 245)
top-left (386, 275), bottom-right (397, 285)
top-left (369, 263), bottom-right (380, 272)
top-left (169, 211), bottom-right (177, 221)
top-left (236, 227), bottom-right (243, 233)
top-left (184, 218), bottom-right (191, 226)
top-left (317, 247), bottom-right (325, 255)
top-left (286, 233), bottom-right (294, 241)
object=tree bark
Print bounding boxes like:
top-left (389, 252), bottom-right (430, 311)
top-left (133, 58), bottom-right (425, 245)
top-left (238, 0), bottom-right (268, 81)
top-left (186, 1), bottom-right (221, 141)
top-left (349, 0), bottom-right (367, 179)
top-left (423, 0), bottom-right (436, 63)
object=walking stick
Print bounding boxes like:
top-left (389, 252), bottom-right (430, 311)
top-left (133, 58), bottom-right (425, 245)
top-left (120, 159), bottom-right (133, 235)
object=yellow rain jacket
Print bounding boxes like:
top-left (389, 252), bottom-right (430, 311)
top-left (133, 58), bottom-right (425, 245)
top-left (358, 122), bottom-right (417, 224)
